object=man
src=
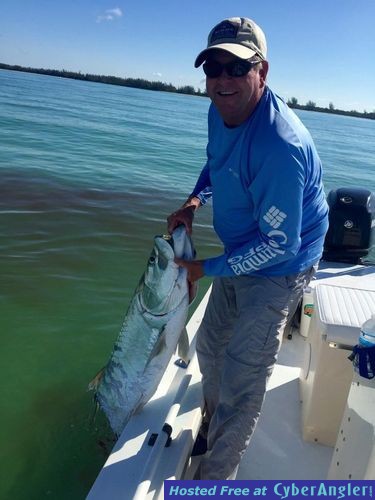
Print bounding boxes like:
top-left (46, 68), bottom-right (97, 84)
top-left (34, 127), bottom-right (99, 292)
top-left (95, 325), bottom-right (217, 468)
top-left (167, 17), bottom-right (329, 480)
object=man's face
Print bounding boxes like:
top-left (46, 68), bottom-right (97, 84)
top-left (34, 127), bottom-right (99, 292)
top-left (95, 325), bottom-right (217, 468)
top-left (205, 50), bottom-right (268, 127)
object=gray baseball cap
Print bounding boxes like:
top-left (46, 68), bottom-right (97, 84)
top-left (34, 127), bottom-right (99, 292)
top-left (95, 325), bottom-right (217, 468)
top-left (195, 17), bottom-right (267, 68)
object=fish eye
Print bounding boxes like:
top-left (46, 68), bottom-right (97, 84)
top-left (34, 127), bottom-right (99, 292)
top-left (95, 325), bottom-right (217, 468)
top-left (149, 256), bottom-right (156, 264)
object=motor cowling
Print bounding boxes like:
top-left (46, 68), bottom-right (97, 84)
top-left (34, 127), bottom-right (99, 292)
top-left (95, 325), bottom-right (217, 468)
top-left (322, 187), bottom-right (375, 264)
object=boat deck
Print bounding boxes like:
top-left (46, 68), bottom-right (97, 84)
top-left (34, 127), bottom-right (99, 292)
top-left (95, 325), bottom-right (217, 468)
top-left (238, 331), bottom-right (333, 479)
top-left (88, 262), bottom-right (375, 498)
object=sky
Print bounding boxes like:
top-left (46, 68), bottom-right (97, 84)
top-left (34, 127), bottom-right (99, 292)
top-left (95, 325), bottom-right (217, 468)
top-left (0, 0), bottom-right (374, 112)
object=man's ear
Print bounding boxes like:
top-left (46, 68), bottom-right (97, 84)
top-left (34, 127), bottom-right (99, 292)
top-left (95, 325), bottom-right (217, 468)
top-left (259, 60), bottom-right (269, 87)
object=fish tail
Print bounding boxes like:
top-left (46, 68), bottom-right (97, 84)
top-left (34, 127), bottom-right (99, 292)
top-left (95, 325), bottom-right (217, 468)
top-left (87, 368), bottom-right (105, 392)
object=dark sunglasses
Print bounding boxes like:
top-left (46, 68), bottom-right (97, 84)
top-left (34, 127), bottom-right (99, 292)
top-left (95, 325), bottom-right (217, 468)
top-left (203, 59), bottom-right (260, 78)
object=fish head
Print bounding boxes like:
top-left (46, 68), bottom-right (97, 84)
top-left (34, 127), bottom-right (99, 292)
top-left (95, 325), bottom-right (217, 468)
top-left (170, 225), bottom-right (197, 304)
top-left (141, 234), bottom-right (180, 314)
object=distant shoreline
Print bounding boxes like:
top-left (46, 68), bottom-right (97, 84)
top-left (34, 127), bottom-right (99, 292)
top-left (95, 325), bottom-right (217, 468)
top-left (1, 62), bottom-right (374, 120)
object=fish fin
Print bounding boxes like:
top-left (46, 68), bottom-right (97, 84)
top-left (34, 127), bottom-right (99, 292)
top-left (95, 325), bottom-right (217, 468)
top-left (145, 328), bottom-right (167, 367)
top-left (87, 368), bottom-right (105, 392)
top-left (177, 327), bottom-right (190, 363)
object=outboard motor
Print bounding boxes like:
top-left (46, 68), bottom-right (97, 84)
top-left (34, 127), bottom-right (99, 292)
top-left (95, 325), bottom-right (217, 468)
top-left (323, 187), bottom-right (375, 264)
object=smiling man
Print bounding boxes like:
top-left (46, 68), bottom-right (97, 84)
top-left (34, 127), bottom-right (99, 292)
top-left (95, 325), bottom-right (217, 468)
top-left (167, 17), bottom-right (329, 480)
top-left (204, 51), bottom-right (268, 127)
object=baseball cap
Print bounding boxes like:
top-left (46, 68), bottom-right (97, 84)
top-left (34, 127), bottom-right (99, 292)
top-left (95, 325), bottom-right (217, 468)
top-left (194, 17), bottom-right (267, 68)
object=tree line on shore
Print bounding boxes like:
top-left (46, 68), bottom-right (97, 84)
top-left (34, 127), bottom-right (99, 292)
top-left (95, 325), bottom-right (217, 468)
top-left (0, 63), bottom-right (203, 96)
top-left (286, 96), bottom-right (374, 120)
top-left (1, 63), bottom-right (373, 120)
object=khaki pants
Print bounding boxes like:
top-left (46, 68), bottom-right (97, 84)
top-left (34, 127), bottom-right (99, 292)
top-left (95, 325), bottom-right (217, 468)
top-left (195, 267), bottom-right (316, 480)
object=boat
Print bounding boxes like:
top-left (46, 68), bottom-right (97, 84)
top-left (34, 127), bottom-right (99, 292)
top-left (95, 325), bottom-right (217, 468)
top-left (87, 187), bottom-right (375, 498)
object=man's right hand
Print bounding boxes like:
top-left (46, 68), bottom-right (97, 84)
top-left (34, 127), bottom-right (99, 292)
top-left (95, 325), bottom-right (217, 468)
top-left (167, 205), bottom-right (195, 234)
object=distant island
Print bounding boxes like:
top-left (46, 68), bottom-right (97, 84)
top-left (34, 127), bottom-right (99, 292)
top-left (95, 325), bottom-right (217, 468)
top-left (1, 62), bottom-right (374, 120)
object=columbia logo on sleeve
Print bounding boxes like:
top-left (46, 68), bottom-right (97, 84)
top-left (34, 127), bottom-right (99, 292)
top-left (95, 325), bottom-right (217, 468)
top-left (227, 205), bottom-right (289, 274)
top-left (263, 206), bottom-right (287, 229)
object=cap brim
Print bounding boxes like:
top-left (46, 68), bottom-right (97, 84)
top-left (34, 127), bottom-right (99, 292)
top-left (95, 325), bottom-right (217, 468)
top-left (194, 43), bottom-right (257, 68)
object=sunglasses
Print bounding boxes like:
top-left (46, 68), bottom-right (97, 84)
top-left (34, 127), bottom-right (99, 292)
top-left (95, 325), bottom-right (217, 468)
top-left (202, 59), bottom-right (260, 78)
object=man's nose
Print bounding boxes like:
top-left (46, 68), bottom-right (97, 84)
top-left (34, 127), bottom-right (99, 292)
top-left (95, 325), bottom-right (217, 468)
top-left (218, 69), bottom-right (233, 79)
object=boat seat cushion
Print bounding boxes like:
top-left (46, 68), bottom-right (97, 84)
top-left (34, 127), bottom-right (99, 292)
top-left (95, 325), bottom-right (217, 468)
top-left (315, 284), bottom-right (375, 346)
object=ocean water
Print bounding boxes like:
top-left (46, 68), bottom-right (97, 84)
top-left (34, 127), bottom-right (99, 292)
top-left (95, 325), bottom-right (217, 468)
top-left (0, 69), bottom-right (374, 499)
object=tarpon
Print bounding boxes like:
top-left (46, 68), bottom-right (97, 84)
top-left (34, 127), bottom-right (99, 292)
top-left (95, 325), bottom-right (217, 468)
top-left (89, 225), bottom-right (195, 436)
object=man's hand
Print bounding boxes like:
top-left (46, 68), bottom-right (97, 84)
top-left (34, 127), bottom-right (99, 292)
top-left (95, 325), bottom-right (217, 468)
top-left (167, 196), bottom-right (201, 234)
top-left (167, 206), bottom-right (195, 234)
top-left (175, 258), bottom-right (205, 283)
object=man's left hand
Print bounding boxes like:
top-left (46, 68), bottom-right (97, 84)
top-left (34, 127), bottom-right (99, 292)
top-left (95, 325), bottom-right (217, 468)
top-left (175, 258), bottom-right (205, 283)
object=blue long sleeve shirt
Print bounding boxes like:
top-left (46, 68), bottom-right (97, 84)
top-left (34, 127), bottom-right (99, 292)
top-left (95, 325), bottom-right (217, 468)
top-left (191, 87), bottom-right (329, 277)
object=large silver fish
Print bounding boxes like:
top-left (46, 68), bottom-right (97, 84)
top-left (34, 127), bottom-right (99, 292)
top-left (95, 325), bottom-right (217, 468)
top-left (89, 225), bottom-right (195, 436)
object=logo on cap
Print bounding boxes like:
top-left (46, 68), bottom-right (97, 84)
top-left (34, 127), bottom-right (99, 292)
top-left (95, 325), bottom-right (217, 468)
top-left (210, 21), bottom-right (239, 43)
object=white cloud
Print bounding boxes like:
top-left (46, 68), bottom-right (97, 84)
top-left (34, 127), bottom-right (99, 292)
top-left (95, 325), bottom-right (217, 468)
top-left (107, 8), bottom-right (122, 17)
top-left (96, 7), bottom-right (123, 23)
top-left (153, 72), bottom-right (162, 78)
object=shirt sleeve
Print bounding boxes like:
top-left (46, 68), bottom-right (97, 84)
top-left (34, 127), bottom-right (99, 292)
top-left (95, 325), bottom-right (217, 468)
top-left (190, 162), bottom-right (212, 205)
top-left (203, 141), bottom-right (307, 276)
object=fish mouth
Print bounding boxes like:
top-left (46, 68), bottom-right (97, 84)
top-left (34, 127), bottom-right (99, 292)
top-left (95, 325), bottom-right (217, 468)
top-left (161, 233), bottom-right (174, 251)
top-left (154, 234), bottom-right (175, 260)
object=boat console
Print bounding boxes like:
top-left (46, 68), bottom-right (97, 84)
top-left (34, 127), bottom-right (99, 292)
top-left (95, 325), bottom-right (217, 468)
top-left (300, 278), bottom-right (375, 446)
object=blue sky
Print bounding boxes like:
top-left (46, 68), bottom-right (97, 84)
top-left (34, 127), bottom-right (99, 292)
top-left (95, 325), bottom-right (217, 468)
top-left (1, 0), bottom-right (374, 112)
